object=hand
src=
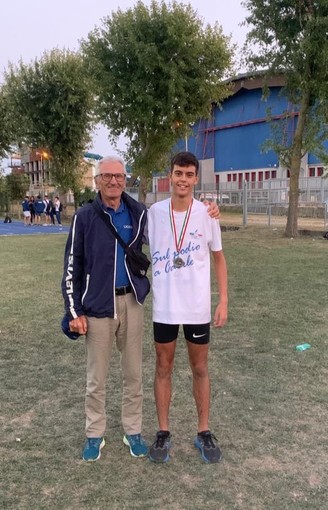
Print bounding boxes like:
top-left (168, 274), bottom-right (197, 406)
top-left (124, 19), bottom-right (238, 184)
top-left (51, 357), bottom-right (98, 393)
top-left (204, 200), bottom-right (220, 220)
top-left (69, 315), bottom-right (88, 335)
top-left (213, 302), bottom-right (228, 328)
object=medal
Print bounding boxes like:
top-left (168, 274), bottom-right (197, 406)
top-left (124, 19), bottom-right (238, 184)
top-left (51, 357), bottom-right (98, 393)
top-left (169, 199), bottom-right (193, 269)
top-left (173, 257), bottom-right (185, 269)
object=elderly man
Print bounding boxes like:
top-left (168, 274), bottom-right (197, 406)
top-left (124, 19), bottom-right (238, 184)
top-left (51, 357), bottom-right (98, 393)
top-left (62, 155), bottom-right (150, 461)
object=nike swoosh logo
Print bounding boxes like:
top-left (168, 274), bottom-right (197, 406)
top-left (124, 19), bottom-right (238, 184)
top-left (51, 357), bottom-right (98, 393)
top-left (192, 333), bottom-right (206, 338)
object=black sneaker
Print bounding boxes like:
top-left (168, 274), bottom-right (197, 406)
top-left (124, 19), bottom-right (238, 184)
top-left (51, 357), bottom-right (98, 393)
top-left (194, 430), bottom-right (223, 463)
top-left (149, 431), bottom-right (171, 463)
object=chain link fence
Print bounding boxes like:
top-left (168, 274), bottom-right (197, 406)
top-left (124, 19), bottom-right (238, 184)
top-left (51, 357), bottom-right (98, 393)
top-left (145, 177), bottom-right (328, 228)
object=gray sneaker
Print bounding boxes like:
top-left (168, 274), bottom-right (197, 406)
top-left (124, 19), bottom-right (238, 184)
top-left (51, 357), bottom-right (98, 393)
top-left (194, 431), bottom-right (222, 463)
top-left (149, 431), bottom-right (171, 463)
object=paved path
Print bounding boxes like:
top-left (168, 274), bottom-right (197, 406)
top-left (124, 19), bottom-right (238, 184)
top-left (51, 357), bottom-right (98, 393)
top-left (0, 220), bottom-right (70, 236)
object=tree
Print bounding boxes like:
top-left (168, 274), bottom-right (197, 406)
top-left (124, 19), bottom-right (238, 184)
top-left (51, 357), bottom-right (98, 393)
top-left (0, 170), bottom-right (9, 212)
top-left (82, 0), bottom-right (233, 201)
top-left (3, 50), bottom-right (96, 201)
top-left (77, 186), bottom-right (97, 206)
top-left (0, 87), bottom-right (19, 159)
top-left (6, 172), bottom-right (29, 202)
top-left (243, 0), bottom-right (328, 237)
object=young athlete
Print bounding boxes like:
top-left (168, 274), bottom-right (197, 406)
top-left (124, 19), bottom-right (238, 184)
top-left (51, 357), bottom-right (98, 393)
top-left (148, 151), bottom-right (228, 464)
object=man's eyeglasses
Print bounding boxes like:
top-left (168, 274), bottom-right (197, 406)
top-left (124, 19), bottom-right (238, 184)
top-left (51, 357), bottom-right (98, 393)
top-left (96, 173), bottom-right (126, 183)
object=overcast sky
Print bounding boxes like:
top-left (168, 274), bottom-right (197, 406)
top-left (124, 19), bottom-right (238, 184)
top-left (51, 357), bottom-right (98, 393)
top-left (1, 0), bottom-right (249, 157)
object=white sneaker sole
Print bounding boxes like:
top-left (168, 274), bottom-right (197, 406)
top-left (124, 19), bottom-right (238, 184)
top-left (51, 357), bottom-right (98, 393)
top-left (123, 435), bottom-right (147, 458)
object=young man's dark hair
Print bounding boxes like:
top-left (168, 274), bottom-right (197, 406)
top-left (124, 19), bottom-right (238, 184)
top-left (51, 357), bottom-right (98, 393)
top-left (170, 151), bottom-right (200, 175)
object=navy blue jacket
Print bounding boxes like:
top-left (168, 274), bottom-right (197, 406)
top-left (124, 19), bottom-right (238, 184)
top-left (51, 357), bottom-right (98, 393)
top-left (61, 192), bottom-right (150, 321)
top-left (22, 199), bottom-right (30, 212)
top-left (34, 198), bottom-right (45, 215)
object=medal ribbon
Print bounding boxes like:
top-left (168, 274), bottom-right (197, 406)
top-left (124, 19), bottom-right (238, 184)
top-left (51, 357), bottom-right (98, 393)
top-left (169, 199), bottom-right (193, 254)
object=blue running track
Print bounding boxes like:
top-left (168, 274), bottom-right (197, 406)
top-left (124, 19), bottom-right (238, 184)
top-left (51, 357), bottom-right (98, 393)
top-left (0, 220), bottom-right (70, 237)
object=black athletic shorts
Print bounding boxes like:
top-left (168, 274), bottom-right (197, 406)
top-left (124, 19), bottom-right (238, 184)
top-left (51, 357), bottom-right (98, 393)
top-left (153, 322), bottom-right (210, 345)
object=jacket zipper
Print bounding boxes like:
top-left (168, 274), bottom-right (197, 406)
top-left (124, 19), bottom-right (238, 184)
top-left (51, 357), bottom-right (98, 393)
top-left (104, 210), bottom-right (118, 319)
top-left (128, 209), bottom-right (144, 247)
top-left (126, 211), bottom-right (145, 305)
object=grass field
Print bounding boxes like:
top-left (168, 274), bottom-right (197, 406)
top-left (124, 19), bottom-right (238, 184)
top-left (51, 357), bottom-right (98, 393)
top-left (0, 226), bottom-right (327, 510)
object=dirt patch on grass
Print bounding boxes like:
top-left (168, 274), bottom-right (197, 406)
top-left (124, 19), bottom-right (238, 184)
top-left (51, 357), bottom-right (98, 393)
top-left (180, 473), bottom-right (202, 489)
top-left (10, 410), bottom-right (34, 427)
top-left (243, 455), bottom-right (291, 473)
top-left (308, 473), bottom-right (323, 488)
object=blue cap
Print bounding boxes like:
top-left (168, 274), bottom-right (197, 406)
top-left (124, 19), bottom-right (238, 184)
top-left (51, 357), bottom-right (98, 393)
top-left (61, 315), bottom-right (81, 340)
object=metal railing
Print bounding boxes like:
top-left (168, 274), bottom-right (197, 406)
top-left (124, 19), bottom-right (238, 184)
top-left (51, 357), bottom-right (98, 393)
top-left (143, 177), bottom-right (328, 228)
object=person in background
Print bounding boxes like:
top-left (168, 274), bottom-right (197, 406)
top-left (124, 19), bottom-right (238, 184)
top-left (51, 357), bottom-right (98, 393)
top-left (50, 200), bottom-right (56, 225)
top-left (34, 195), bottom-right (45, 225)
top-left (21, 196), bottom-right (31, 226)
top-left (54, 196), bottom-right (62, 226)
top-left (29, 196), bottom-right (36, 225)
top-left (43, 194), bottom-right (52, 225)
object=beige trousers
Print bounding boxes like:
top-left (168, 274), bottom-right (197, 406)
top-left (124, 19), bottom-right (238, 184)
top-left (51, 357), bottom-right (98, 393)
top-left (85, 293), bottom-right (144, 437)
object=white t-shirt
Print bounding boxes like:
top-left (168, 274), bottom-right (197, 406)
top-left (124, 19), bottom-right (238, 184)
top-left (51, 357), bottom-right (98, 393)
top-left (148, 198), bottom-right (222, 324)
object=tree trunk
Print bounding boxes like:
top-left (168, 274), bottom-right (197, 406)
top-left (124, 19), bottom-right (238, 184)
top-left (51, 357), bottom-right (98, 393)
top-left (285, 92), bottom-right (310, 237)
top-left (73, 191), bottom-right (79, 211)
top-left (285, 166), bottom-right (300, 237)
top-left (138, 175), bottom-right (148, 203)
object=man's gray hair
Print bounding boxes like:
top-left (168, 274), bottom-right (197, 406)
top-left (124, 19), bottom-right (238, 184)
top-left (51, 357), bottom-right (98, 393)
top-left (95, 155), bottom-right (126, 174)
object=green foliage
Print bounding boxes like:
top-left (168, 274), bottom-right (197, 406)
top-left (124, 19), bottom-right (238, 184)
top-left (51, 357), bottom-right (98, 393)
top-left (5, 172), bottom-right (29, 201)
top-left (243, 0), bottom-right (328, 160)
top-left (76, 186), bottom-right (97, 206)
top-left (0, 171), bottom-right (9, 211)
top-left (82, 0), bottom-right (233, 176)
top-left (0, 88), bottom-right (19, 158)
top-left (264, 102), bottom-right (328, 169)
top-left (242, 0), bottom-right (328, 236)
top-left (3, 50), bottom-right (96, 193)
